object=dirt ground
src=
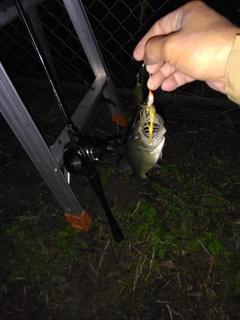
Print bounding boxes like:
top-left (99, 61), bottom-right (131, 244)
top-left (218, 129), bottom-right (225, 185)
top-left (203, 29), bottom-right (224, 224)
top-left (1, 86), bottom-right (240, 320)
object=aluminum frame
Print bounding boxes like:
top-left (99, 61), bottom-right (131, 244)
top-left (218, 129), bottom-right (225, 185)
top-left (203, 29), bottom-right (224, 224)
top-left (0, 62), bottom-right (83, 215)
top-left (0, 0), bottom-right (124, 219)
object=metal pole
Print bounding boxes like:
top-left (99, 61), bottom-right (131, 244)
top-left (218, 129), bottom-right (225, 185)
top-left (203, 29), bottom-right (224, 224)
top-left (0, 62), bottom-right (84, 217)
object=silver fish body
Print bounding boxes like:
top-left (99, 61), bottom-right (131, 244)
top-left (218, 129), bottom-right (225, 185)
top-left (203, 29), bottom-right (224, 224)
top-left (118, 112), bottom-right (166, 186)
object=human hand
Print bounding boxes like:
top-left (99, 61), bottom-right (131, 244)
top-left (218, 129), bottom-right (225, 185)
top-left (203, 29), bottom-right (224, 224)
top-left (133, 1), bottom-right (240, 94)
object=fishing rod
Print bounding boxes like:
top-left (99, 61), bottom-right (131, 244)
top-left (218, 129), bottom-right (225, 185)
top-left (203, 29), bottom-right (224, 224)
top-left (14, 0), bottom-right (124, 242)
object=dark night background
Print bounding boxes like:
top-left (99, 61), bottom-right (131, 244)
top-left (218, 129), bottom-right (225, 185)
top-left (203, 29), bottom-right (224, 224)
top-left (0, 0), bottom-right (239, 92)
top-left (1, 1), bottom-right (240, 319)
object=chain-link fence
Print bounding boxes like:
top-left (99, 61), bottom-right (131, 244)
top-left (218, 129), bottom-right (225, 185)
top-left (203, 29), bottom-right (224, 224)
top-left (0, 0), bottom-right (171, 91)
top-left (0, 0), bottom-right (240, 101)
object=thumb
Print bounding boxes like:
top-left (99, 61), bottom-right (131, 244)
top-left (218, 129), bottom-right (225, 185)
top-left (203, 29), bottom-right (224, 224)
top-left (133, 35), bottom-right (167, 62)
top-left (144, 35), bottom-right (170, 65)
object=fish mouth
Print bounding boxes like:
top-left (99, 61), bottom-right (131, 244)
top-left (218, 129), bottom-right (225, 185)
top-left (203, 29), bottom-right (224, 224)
top-left (142, 116), bottom-right (161, 139)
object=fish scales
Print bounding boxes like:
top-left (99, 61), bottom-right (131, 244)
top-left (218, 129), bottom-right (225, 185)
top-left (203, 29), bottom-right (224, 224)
top-left (118, 108), bottom-right (166, 187)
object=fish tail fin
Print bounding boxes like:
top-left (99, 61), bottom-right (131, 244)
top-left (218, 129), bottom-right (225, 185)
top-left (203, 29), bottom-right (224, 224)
top-left (130, 173), bottom-right (152, 187)
top-left (117, 154), bottom-right (130, 173)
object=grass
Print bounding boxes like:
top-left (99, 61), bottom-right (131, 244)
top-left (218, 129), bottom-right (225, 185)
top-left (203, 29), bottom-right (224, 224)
top-left (1, 91), bottom-right (240, 319)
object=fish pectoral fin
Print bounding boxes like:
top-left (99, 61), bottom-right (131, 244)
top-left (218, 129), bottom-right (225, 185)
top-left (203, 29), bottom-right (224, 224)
top-left (117, 154), bottom-right (131, 173)
top-left (130, 173), bottom-right (151, 187)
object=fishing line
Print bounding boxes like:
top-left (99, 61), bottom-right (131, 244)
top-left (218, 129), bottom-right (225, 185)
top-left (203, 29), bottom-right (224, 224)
top-left (123, 63), bottom-right (146, 143)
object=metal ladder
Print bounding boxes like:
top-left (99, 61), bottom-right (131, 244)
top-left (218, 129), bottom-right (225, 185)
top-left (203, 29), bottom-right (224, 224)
top-left (0, 0), bottom-right (126, 231)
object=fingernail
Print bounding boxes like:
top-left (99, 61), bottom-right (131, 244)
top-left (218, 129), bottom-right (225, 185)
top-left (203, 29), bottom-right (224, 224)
top-left (146, 65), bottom-right (152, 73)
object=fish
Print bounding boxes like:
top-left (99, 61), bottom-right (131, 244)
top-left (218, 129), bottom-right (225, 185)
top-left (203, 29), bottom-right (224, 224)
top-left (118, 97), bottom-right (166, 187)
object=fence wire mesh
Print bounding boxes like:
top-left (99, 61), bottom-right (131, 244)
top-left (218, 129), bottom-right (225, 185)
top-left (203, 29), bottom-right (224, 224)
top-left (0, 0), bottom-right (240, 100)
